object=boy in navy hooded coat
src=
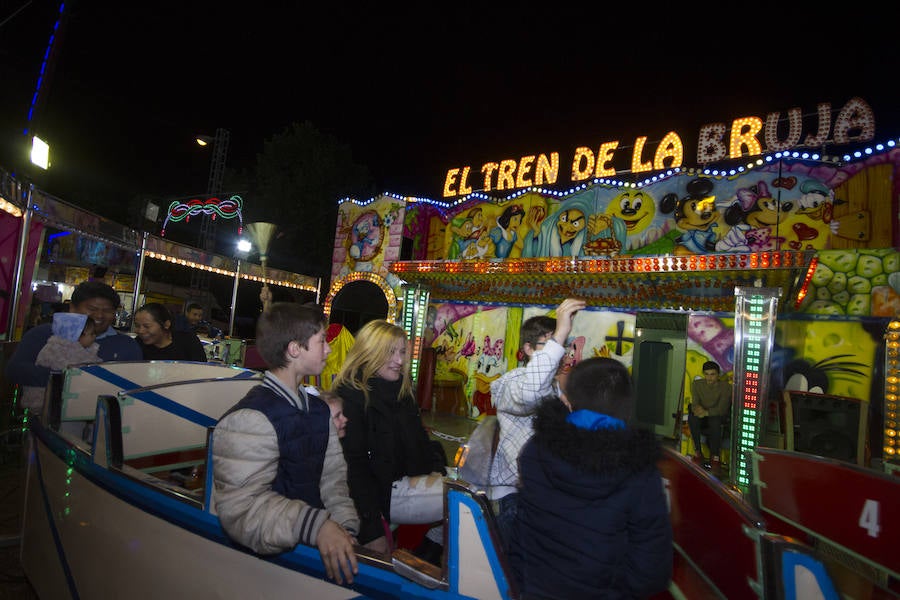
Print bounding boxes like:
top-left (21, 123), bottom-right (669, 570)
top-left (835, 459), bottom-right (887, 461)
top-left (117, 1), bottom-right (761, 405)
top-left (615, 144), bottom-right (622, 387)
top-left (509, 357), bottom-right (672, 599)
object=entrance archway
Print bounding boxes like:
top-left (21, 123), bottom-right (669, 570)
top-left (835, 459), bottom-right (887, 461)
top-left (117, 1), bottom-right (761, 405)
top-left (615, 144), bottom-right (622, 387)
top-left (328, 279), bottom-right (389, 335)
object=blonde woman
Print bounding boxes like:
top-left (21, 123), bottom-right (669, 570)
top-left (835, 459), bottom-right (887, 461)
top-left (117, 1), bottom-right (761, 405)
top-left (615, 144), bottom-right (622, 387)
top-left (333, 320), bottom-right (447, 561)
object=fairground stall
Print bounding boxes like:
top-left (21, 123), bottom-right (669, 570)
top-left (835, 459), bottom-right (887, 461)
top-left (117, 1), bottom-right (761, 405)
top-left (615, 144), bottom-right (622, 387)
top-left (0, 169), bottom-right (320, 362)
top-left (324, 95), bottom-right (900, 597)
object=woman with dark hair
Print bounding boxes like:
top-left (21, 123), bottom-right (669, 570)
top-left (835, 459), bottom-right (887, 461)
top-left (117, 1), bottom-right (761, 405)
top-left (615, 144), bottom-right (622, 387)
top-left (133, 302), bottom-right (207, 362)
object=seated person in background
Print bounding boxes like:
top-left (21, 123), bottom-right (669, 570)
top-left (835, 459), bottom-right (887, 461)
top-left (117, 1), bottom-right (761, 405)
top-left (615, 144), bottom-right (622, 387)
top-left (212, 303), bottom-right (359, 584)
top-left (6, 281), bottom-right (142, 401)
top-left (133, 303), bottom-right (207, 362)
top-left (172, 302), bottom-right (204, 334)
top-left (688, 360), bottom-right (732, 475)
top-left (321, 390), bottom-right (348, 439)
top-left (333, 320), bottom-right (448, 560)
top-left (509, 357), bottom-right (673, 599)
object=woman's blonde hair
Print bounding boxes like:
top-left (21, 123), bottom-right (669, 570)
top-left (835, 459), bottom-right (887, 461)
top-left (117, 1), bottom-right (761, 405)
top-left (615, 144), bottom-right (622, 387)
top-left (333, 320), bottom-right (413, 405)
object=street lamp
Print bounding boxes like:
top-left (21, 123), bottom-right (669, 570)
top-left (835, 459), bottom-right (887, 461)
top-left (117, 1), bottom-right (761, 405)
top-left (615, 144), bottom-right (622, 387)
top-left (229, 237), bottom-right (252, 337)
top-left (30, 136), bottom-right (50, 170)
top-left (196, 128), bottom-right (229, 200)
top-left (245, 222), bottom-right (277, 313)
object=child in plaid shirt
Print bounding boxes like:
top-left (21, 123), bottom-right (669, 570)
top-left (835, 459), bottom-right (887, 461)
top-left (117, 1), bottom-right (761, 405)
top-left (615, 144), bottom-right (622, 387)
top-left (488, 297), bottom-right (586, 550)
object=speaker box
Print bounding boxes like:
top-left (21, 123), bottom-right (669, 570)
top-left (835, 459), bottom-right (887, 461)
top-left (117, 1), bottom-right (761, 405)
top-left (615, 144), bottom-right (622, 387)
top-left (784, 391), bottom-right (868, 465)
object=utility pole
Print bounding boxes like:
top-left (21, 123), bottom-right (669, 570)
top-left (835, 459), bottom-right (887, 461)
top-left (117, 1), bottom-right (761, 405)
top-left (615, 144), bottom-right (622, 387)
top-left (190, 128), bottom-right (230, 302)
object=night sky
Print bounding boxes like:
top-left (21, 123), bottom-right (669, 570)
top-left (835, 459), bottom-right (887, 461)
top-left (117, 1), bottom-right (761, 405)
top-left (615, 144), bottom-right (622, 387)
top-left (2, 3), bottom-right (899, 208)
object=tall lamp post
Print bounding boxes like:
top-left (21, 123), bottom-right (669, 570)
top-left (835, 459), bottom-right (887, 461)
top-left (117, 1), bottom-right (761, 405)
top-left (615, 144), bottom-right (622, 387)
top-left (191, 128), bottom-right (230, 306)
top-left (230, 237), bottom-right (252, 337)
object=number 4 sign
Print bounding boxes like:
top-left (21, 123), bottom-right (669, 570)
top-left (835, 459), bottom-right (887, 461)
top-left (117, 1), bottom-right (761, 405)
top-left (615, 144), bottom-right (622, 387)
top-left (754, 448), bottom-right (900, 577)
top-left (858, 499), bottom-right (880, 538)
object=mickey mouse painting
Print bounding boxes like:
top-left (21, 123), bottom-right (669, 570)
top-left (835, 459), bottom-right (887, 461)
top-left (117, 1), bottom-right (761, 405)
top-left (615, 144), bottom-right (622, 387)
top-left (659, 178), bottom-right (721, 255)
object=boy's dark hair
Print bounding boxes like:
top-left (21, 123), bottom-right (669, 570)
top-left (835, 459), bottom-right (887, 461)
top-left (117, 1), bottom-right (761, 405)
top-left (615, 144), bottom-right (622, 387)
top-left (519, 315), bottom-right (555, 349)
top-left (702, 360), bottom-right (721, 373)
top-left (256, 302), bottom-right (327, 369)
top-left (564, 357), bottom-right (633, 423)
top-left (185, 302), bottom-right (203, 313)
top-left (71, 280), bottom-right (121, 309)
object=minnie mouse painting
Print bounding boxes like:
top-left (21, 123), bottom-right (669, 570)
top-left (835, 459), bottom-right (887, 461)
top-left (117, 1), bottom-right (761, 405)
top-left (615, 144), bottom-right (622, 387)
top-left (716, 180), bottom-right (791, 252)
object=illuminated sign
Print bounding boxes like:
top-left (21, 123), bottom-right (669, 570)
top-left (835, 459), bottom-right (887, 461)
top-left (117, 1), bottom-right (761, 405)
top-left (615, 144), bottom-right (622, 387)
top-left (161, 195), bottom-right (244, 237)
top-left (443, 97), bottom-right (875, 198)
top-left (732, 287), bottom-right (779, 492)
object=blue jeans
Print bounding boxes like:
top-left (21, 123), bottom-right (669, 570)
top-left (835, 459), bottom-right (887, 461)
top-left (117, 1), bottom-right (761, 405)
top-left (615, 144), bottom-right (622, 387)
top-left (494, 492), bottom-right (519, 553)
top-left (688, 413), bottom-right (724, 459)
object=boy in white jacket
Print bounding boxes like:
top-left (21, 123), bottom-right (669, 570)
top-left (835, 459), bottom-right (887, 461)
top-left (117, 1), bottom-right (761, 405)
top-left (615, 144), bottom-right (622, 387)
top-left (213, 303), bottom-right (359, 585)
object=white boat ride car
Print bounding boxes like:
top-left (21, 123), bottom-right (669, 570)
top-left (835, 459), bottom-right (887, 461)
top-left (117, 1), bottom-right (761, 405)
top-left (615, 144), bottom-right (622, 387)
top-left (21, 359), bottom-right (893, 599)
top-left (21, 360), bottom-right (515, 599)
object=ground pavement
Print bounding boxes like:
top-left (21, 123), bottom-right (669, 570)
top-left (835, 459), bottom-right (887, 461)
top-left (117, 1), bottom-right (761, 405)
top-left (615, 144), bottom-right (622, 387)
top-left (0, 430), bottom-right (38, 599)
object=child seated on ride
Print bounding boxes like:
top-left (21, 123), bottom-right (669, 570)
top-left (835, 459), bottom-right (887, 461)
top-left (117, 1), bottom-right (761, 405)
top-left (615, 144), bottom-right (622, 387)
top-left (212, 303), bottom-right (359, 585)
top-left (20, 312), bottom-right (102, 411)
top-left (321, 390), bottom-right (348, 439)
top-left (508, 357), bottom-right (673, 599)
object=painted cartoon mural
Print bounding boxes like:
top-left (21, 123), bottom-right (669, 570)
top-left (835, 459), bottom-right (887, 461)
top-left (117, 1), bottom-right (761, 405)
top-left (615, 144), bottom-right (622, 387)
top-left (425, 305), bottom-right (637, 417)
top-left (801, 249), bottom-right (900, 316)
top-left (328, 195), bottom-right (407, 319)
top-left (331, 147), bottom-right (893, 307)
top-left (435, 167), bottom-right (857, 261)
top-left (681, 313), bottom-right (881, 459)
top-left (326, 142), bottom-right (898, 469)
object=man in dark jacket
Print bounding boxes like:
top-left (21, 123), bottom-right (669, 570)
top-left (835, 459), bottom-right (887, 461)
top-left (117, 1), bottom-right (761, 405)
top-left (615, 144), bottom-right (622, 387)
top-left (509, 357), bottom-right (673, 599)
top-left (6, 280), bottom-right (141, 389)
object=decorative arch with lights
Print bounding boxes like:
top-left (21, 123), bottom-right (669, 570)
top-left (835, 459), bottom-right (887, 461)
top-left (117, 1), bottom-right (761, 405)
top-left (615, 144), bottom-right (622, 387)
top-left (324, 271), bottom-right (398, 323)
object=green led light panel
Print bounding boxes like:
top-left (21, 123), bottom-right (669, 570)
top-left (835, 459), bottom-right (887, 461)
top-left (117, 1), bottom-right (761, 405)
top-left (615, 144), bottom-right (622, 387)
top-left (732, 287), bottom-right (779, 493)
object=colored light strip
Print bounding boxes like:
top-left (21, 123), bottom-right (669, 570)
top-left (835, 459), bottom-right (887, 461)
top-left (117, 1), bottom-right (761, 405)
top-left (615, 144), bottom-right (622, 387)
top-left (390, 251), bottom-right (809, 276)
top-left (794, 255), bottom-right (818, 309)
top-left (732, 288), bottom-right (779, 492)
top-left (144, 252), bottom-right (315, 292)
top-left (400, 285), bottom-right (431, 382)
top-left (884, 319), bottom-right (900, 470)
